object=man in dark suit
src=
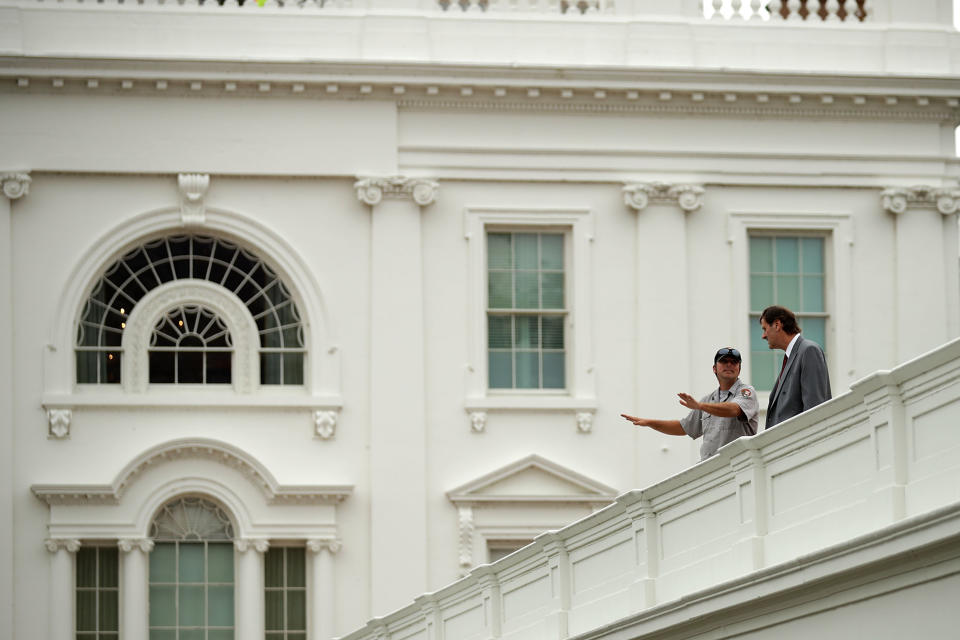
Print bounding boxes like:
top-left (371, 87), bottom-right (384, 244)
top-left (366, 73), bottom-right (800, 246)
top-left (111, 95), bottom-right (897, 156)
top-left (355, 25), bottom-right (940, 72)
top-left (760, 305), bottom-right (831, 429)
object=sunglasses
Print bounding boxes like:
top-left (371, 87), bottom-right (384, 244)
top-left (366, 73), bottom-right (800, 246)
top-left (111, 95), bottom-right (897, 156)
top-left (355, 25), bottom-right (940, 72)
top-left (714, 347), bottom-right (741, 362)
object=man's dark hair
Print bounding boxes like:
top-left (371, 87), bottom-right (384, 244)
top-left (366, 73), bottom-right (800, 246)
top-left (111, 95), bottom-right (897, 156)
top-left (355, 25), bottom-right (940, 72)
top-left (760, 305), bottom-right (801, 334)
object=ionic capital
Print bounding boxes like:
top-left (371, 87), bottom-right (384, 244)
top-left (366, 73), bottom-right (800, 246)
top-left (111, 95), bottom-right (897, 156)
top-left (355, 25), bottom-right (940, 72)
top-left (623, 182), bottom-right (703, 213)
top-left (118, 538), bottom-right (155, 554)
top-left (354, 176), bottom-right (438, 207)
top-left (1, 172), bottom-right (31, 200)
top-left (234, 538), bottom-right (270, 554)
top-left (306, 538), bottom-right (342, 554)
top-left (44, 538), bottom-right (81, 553)
top-left (881, 186), bottom-right (960, 215)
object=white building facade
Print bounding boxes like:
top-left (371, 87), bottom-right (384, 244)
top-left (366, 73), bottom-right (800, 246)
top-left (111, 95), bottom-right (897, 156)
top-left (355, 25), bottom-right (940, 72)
top-left (1, 1), bottom-right (959, 639)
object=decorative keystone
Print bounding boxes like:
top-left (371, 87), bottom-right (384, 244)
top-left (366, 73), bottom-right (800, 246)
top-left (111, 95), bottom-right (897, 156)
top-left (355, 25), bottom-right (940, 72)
top-left (47, 409), bottom-right (72, 439)
top-left (881, 186), bottom-right (960, 215)
top-left (623, 182), bottom-right (704, 212)
top-left (178, 173), bottom-right (210, 225)
top-left (354, 176), bottom-right (439, 207)
top-left (1, 172), bottom-right (31, 200)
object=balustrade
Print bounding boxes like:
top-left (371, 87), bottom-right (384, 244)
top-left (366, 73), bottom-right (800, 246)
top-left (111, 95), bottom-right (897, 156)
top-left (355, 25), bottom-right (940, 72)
top-left (705, 0), bottom-right (868, 21)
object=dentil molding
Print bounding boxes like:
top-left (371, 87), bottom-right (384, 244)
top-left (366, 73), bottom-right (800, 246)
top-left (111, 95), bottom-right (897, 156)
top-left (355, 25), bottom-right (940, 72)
top-left (47, 408), bottom-right (72, 439)
top-left (178, 173), bottom-right (210, 225)
top-left (880, 186), bottom-right (960, 215)
top-left (623, 182), bottom-right (704, 212)
top-left (354, 176), bottom-right (439, 207)
top-left (1, 172), bottom-right (31, 200)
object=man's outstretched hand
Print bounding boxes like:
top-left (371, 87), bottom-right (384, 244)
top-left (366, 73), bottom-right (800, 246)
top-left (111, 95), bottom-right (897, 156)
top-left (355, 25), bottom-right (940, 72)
top-left (677, 393), bottom-right (700, 411)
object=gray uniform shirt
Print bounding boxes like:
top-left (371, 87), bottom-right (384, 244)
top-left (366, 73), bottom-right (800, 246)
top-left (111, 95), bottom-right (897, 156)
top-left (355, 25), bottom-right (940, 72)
top-left (679, 378), bottom-right (759, 460)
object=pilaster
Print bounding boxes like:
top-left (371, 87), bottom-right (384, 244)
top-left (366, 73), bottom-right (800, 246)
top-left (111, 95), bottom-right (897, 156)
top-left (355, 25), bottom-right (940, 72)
top-left (624, 182), bottom-right (703, 479)
top-left (307, 538), bottom-right (341, 640)
top-left (234, 538), bottom-right (269, 640)
top-left (118, 538), bottom-right (154, 640)
top-left (356, 175), bottom-right (437, 615)
top-left (45, 538), bottom-right (80, 640)
top-left (1, 173), bottom-right (28, 640)
top-left (881, 186), bottom-right (960, 361)
top-left (623, 496), bottom-right (657, 610)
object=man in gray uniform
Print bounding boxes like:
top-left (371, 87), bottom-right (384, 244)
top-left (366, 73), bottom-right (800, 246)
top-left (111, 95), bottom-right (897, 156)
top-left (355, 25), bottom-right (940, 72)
top-left (621, 347), bottom-right (759, 460)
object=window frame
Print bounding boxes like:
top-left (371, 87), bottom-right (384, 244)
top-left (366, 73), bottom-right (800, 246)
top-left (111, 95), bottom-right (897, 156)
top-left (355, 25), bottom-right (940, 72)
top-left (727, 211), bottom-right (852, 402)
top-left (464, 207), bottom-right (597, 413)
top-left (75, 543), bottom-right (120, 640)
top-left (264, 545), bottom-right (308, 640)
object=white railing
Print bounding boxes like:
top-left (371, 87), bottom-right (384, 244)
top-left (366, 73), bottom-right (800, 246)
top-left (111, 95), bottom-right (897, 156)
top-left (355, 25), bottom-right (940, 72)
top-left (437, 0), bottom-right (614, 14)
top-left (342, 336), bottom-right (960, 640)
top-left (704, 0), bottom-right (868, 21)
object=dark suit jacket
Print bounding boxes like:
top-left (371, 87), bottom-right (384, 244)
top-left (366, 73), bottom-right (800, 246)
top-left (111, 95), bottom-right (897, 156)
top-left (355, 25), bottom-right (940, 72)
top-left (765, 334), bottom-right (831, 429)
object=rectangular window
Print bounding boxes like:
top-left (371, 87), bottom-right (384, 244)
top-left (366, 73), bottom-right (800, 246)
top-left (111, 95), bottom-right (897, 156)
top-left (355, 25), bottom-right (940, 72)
top-left (265, 547), bottom-right (306, 640)
top-left (76, 546), bottom-right (119, 640)
top-left (749, 235), bottom-right (827, 391)
top-left (487, 232), bottom-right (566, 390)
top-left (149, 541), bottom-right (235, 640)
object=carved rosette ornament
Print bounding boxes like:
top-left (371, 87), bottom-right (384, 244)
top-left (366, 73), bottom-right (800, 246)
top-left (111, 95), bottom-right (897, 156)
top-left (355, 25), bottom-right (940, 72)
top-left (44, 538), bottom-right (82, 553)
top-left (47, 408), bottom-right (72, 439)
top-left (0, 172), bottom-right (30, 200)
top-left (469, 411), bottom-right (487, 434)
top-left (306, 538), bottom-right (342, 554)
top-left (178, 173), bottom-right (210, 225)
top-left (576, 412), bottom-right (594, 434)
top-left (354, 176), bottom-right (439, 207)
top-left (623, 182), bottom-right (704, 213)
top-left (881, 186), bottom-right (960, 215)
top-left (118, 538), bottom-right (155, 553)
top-left (313, 410), bottom-right (338, 440)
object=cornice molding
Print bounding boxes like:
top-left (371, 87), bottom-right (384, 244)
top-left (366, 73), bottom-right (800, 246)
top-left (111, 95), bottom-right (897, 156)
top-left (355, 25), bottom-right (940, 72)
top-left (31, 437), bottom-right (354, 506)
top-left (354, 176), bottom-right (439, 206)
top-left (623, 181), bottom-right (704, 212)
top-left (881, 186), bottom-right (960, 215)
top-left (1, 172), bottom-right (31, 200)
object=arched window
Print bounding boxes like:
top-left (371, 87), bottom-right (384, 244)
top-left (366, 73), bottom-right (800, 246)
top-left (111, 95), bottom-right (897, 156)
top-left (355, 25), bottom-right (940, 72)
top-left (150, 305), bottom-right (233, 384)
top-left (149, 497), bottom-right (235, 640)
top-left (76, 235), bottom-right (305, 386)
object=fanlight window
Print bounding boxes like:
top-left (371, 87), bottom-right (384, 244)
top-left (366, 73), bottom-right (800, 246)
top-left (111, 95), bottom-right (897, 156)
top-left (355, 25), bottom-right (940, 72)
top-left (149, 497), bottom-right (235, 640)
top-left (76, 235), bottom-right (305, 386)
top-left (150, 305), bottom-right (233, 384)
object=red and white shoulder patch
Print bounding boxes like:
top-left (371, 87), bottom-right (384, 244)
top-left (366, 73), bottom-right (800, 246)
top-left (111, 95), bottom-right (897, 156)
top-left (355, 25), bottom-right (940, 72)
top-left (741, 388), bottom-right (752, 398)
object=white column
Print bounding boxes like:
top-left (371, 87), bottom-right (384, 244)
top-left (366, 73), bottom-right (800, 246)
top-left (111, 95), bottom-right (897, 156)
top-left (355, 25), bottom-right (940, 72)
top-left (45, 538), bottom-right (80, 640)
top-left (234, 539), bottom-right (268, 640)
top-left (355, 176), bottom-right (438, 615)
top-left (118, 538), bottom-right (153, 640)
top-left (882, 187), bottom-right (960, 362)
top-left (624, 182), bottom-right (703, 480)
top-left (307, 538), bottom-right (340, 640)
top-left (0, 172), bottom-right (28, 640)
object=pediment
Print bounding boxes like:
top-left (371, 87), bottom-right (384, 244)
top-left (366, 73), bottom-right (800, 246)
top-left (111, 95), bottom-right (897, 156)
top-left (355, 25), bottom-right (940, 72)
top-left (446, 455), bottom-right (618, 505)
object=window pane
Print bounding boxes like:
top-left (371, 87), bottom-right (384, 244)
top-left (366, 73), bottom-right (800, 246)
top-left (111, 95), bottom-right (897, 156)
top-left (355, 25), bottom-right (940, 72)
top-left (488, 352), bottom-right (512, 388)
top-left (265, 549), bottom-right (284, 589)
top-left (487, 272), bottom-right (513, 309)
top-left (148, 586), bottom-right (176, 626)
top-left (801, 237), bottom-right (823, 274)
top-left (542, 353), bottom-right (565, 389)
top-left (265, 591), bottom-right (284, 631)
top-left (282, 353), bottom-right (304, 385)
top-left (750, 275), bottom-right (773, 310)
top-left (775, 237), bottom-right (799, 272)
top-left (777, 275), bottom-right (801, 309)
top-left (207, 631), bottom-right (234, 640)
top-left (149, 352), bottom-right (176, 384)
top-left (178, 586), bottom-right (204, 626)
top-left (749, 236), bottom-right (773, 273)
top-left (488, 316), bottom-right (512, 349)
top-left (179, 544), bottom-right (204, 583)
top-left (802, 276), bottom-right (824, 312)
top-left (540, 234), bottom-right (563, 269)
top-left (749, 316), bottom-right (767, 352)
top-left (149, 631), bottom-right (176, 640)
top-left (540, 273), bottom-right (564, 309)
top-left (287, 591), bottom-right (306, 631)
top-left (514, 271), bottom-right (538, 308)
top-left (515, 316), bottom-right (538, 349)
top-left (179, 630), bottom-right (203, 640)
top-left (207, 586), bottom-right (234, 627)
top-left (103, 352), bottom-right (121, 384)
top-left (77, 548), bottom-right (97, 588)
top-left (150, 544), bottom-right (176, 583)
top-left (99, 590), bottom-right (119, 632)
top-left (514, 234), bottom-right (538, 269)
top-left (76, 591), bottom-right (97, 632)
top-left (487, 234), bottom-right (512, 268)
top-left (206, 352), bottom-right (232, 384)
top-left (802, 317), bottom-right (827, 351)
top-left (207, 544), bottom-right (233, 583)
top-left (515, 351), bottom-right (539, 389)
top-left (751, 350), bottom-right (778, 392)
top-left (260, 352), bottom-right (281, 385)
top-left (178, 351), bottom-right (203, 384)
top-left (76, 351), bottom-right (98, 383)
top-left (541, 316), bottom-right (564, 349)
top-left (286, 548), bottom-right (306, 588)
top-left (99, 548), bottom-right (119, 589)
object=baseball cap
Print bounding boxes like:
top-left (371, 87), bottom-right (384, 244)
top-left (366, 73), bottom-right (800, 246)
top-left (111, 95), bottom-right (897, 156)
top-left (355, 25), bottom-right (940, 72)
top-left (714, 347), bottom-right (742, 363)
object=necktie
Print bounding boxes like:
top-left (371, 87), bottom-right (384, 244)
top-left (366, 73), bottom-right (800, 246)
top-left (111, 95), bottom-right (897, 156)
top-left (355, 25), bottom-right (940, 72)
top-left (773, 354), bottom-right (788, 395)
